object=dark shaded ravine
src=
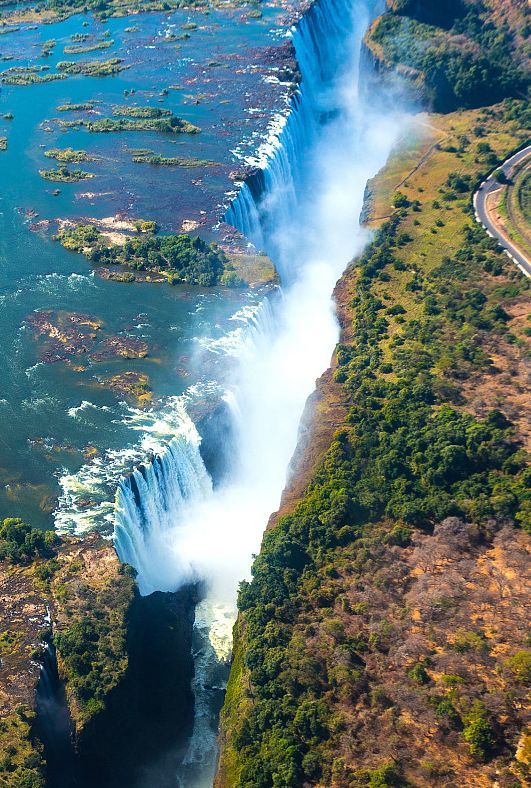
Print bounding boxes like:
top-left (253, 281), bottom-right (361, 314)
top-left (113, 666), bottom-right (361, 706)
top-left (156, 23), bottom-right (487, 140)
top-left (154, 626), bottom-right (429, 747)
top-left (36, 586), bottom-right (197, 788)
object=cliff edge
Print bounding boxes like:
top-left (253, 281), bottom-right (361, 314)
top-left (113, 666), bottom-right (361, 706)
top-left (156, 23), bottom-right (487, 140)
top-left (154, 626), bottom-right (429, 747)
top-left (215, 2), bottom-right (530, 784)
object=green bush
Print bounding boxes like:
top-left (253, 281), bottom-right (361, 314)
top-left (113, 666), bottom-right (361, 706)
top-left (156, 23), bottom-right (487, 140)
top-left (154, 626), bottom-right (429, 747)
top-left (0, 519), bottom-right (59, 564)
top-left (462, 701), bottom-right (496, 760)
top-left (504, 651), bottom-right (531, 684)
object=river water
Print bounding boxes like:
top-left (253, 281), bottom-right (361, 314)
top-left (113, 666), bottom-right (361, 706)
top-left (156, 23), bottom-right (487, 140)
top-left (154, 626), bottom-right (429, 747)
top-left (1, 0), bottom-right (407, 784)
top-left (0, 3), bottom-right (291, 529)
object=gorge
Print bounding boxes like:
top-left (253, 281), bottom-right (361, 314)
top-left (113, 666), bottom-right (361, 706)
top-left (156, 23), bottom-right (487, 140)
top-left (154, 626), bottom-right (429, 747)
top-left (113, 0), bottom-right (405, 782)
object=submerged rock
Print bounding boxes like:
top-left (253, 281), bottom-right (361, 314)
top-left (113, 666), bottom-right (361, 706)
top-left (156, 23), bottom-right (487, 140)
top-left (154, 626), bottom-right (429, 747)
top-left (26, 309), bottom-right (150, 365)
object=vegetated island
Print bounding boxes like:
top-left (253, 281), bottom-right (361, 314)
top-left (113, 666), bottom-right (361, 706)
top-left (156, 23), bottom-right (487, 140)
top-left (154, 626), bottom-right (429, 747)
top-left (55, 222), bottom-right (248, 287)
top-left (87, 114), bottom-right (200, 135)
top-left (56, 102), bottom-right (95, 112)
top-left (216, 2), bottom-right (531, 787)
top-left (63, 39), bottom-right (114, 55)
top-left (0, 59), bottom-right (127, 87)
top-left (0, 66), bottom-right (66, 86)
top-left (39, 166), bottom-right (94, 182)
top-left (51, 105), bottom-right (200, 135)
top-left (0, 0), bottom-right (254, 26)
top-left (130, 149), bottom-right (217, 167)
top-left (111, 105), bottom-right (172, 118)
top-left (56, 57), bottom-right (127, 77)
top-left (44, 148), bottom-right (95, 163)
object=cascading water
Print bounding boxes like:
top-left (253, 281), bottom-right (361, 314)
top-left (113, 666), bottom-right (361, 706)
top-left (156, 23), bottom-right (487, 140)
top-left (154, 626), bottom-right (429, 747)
top-left (114, 411), bottom-right (212, 595)
top-left (114, 0), bottom-right (406, 783)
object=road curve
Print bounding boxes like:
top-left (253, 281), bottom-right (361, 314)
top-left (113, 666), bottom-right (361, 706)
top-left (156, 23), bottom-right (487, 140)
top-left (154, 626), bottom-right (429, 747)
top-left (474, 144), bottom-right (531, 278)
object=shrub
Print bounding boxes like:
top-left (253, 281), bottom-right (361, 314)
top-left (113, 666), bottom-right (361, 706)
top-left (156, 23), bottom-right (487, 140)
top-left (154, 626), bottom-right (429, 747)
top-left (408, 660), bottom-right (430, 684)
top-left (504, 651), bottom-right (531, 683)
top-left (462, 701), bottom-right (496, 760)
top-left (0, 519), bottom-right (59, 564)
top-left (393, 191), bottom-right (409, 208)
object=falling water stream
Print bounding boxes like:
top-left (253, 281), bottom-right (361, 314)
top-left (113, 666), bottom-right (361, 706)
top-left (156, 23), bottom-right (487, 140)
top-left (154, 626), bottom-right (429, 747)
top-left (113, 0), bottom-right (406, 783)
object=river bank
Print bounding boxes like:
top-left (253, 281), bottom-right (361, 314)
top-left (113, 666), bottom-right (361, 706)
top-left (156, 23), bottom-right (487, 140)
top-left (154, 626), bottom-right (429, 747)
top-left (215, 2), bottom-right (530, 777)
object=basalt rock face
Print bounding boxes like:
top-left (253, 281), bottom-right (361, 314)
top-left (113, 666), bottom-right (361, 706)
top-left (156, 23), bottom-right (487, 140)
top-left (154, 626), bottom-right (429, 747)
top-left (74, 585), bottom-right (198, 788)
top-left (196, 400), bottom-right (238, 488)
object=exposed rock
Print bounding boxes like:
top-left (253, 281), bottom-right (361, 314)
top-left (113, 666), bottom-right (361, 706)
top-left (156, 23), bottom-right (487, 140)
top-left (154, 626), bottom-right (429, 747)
top-left (96, 371), bottom-right (153, 405)
top-left (26, 309), bottom-right (149, 365)
top-left (88, 335), bottom-right (148, 361)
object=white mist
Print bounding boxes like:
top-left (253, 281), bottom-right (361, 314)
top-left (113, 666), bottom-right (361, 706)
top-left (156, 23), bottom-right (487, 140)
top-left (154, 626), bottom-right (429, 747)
top-left (114, 0), bottom-right (407, 782)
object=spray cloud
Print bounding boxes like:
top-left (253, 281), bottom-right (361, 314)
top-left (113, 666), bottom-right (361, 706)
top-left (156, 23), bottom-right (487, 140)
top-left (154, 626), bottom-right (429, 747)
top-left (114, 0), bottom-right (407, 709)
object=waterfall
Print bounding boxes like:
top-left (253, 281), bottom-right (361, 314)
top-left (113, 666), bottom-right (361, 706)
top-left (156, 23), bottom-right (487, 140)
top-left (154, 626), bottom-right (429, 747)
top-left (113, 0), bottom-right (405, 782)
top-left (35, 643), bottom-right (77, 787)
top-left (225, 0), bottom-right (381, 277)
top-left (114, 409), bottom-right (212, 596)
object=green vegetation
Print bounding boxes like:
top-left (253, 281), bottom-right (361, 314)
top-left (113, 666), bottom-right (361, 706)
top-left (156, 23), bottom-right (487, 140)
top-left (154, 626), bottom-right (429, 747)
top-left (0, 518), bottom-right (59, 564)
top-left (49, 552), bottom-right (136, 728)
top-left (112, 105), bottom-right (172, 118)
top-left (462, 701), bottom-right (496, 761)
top-left (0, 525), bottom-right (136, 780)
top-left (131, 151), bottom-right (216, 166)
top-left (55, 224), bottom-right (238, 287)
top-left (0, 709), bottom-right (45, 787)
top-left (86, 115), bottom-right (200, 134)
top-left (219, 97), bottom-right (530, 785)
top-left (515, 167), bottom-right (531, 225)
top-left (369, 1), bottom-right (529, 111)
top-left (44, 147), bottom-right (93, 163)
top-left (63, 39), bottom-right (113, 54)
top-left (54, 589), bottom-right (130, 723)
top-left (56, 101), bottom-right (94, 111)
top-left (57, 119), bottom-right (85, 129)
top-left (504, 650), bottom-right (531, 683)
top-left (39, 165), bottom-right (94, 182)
top-left (503, 160), bottom-right (531, 252)
top-left (56, 57), bottom-right (127, 77)
top-left (56, 224), bottom-right (106, 252)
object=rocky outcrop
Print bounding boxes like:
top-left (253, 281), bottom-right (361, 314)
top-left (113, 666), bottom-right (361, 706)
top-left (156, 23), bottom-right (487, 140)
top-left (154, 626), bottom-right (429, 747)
top-left (0, 533), bottom-right (197, 787)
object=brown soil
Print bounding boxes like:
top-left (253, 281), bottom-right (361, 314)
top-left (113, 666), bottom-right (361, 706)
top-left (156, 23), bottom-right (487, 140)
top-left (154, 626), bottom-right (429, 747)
top-left (460, 296), bottom-right (531, 450)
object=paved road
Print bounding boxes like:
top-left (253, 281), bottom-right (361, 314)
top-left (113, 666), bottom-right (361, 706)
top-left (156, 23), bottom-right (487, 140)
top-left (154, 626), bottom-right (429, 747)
top-left (474, 144), bottom-right (531, 278)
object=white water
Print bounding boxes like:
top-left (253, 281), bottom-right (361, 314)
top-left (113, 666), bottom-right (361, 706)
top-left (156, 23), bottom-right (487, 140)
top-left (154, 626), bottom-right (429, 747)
top-left (114, 0), bottom-right (406, 781)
